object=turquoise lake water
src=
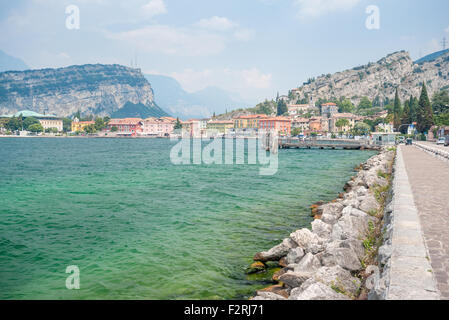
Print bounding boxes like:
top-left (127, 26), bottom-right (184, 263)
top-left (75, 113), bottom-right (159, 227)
top-left (0, 138), bottom-right (375, 299)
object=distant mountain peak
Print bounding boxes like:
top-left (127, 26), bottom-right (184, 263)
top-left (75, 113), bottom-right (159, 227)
top-left (0, 50), bottom-right (28, 72)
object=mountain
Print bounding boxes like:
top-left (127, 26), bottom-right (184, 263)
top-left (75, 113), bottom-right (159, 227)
top-left (0, 64), bottom-right (169, 118)
top-left (415, 49), bottom-right (449, 64)
top-left (0, 50), bottom-right (28, 72)
top-left (145, 74), bottom-right (250, 119)
top-left (110, 101), bottom-right (169, 118)
top-left (290, 50), bottom-right (449, 107)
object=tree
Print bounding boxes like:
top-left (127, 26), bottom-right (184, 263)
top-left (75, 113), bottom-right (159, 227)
top-left (358, 96), bottom-right (372, 109)
top-left (84, 124), bottom-right (97, 134)
top-left (393, 88), bottom-right (402, 131)
top-left (352, 122), bottom-right (371, 136)
top-left (174, 117), bottom-right (182, 129)
top-left (335, 118), bottom-right (350, 133)
top-left (28, 123), bottom-right (43, 133)
top-left (5, 116), bottom-right (21, 131)
top-left (111, 126), bottom-right (118, 132)
top-left (339, 99), bottom-right (355, 113)
top-left (63, 118), bottom-right (72, 132)
top-left (23, 117), bottom-right (40, 130)
top-left (291, 128), bottom-right (302, 136)
top-left (416, 83), bottom-right (434, 133)
top-left (277, 99), bottom-right (288, 116)
top-left (94, 117), bottom-right (106, 131)
top-left (432, 90), bottom-right (449, 115)
top-left (408, 95), bottom-right (418, 123)
top-left (400, 99), bottom-right (411, 134)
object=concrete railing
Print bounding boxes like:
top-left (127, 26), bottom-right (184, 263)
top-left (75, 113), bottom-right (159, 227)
top-left (413, 142), bottom-right (449, 162)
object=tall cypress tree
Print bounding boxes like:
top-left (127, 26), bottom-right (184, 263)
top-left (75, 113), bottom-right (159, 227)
top-left (416, 83), bottom-right (434, 133)
top-left (400, 98), bottom-right (411, 134)
top-left (393, 87), bottom-right (402, 131)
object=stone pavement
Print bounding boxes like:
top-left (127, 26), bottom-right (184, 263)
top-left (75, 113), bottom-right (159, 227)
top-left (401, 145), bottom-right (449, 299)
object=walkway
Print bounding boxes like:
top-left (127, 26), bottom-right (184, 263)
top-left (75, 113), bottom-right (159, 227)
top-left (401, 144), bottom-right (449, 299)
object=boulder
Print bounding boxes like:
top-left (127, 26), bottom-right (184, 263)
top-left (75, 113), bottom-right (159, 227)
top-left (272, 267), bottom-right (290, 281)
top-left (321, 202), bottom-right (344, 218)
top-left (252, 291), bottom-right (287, 300)
top-left (313, 266), bottom-right (361, 296)
top-left (254, 238), bottom-right (297, 262)
top-left (285, 247), bottom-right (305, 265)
top-left (245, 261), bottom-right (266, 274)
top-left (321, 241), bottom-right (362, 271)
top-left (289, 282), bottom-right (351, 300)
top-left (290, 228), bottom-right (324, 254)
top-left (279, 271), bottom-right (313, 288)
top-left (257, 284), bottom-right (289, 299)
top-left (292, 253), bottom-right (322, 273)
top-left (311, 219), bottom-right (333, 239)
top-left (359, 192), bottom-right (379, 214)
top-left (331, 206), bottom-right (373, 241)
top-left (378, 244), bottom-right (392, 267)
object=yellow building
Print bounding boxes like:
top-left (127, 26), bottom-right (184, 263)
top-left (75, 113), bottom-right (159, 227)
top-left (71, 118), bottom-right (95, 132)
top-left (233, 114), bottom-right (268, 129)
top-left (207, 120), bottom-right (234, 134)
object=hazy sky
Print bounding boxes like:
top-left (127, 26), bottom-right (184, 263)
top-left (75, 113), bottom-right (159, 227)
top-left (1, 0), bottom-right (449, 104)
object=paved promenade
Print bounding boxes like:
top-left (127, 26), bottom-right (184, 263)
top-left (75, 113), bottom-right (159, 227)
top-left (401, 144), bottom-right (449, 299)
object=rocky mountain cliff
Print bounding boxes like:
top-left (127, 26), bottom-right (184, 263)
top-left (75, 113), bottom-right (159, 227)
top-left (292, 50), bottom-right (449, 106)
top-left (0, 64), bottom-right (169, 118)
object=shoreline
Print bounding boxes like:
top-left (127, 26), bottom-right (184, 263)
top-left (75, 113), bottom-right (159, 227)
top-left (248, 147), bottom-right (396, 300)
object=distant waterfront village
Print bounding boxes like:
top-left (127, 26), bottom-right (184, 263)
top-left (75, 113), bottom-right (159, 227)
top-left (1, 84), bottom-right (448, 146)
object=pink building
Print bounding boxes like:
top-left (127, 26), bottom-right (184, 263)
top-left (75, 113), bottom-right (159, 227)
top-left (142, 117), bottom-right (175, 137)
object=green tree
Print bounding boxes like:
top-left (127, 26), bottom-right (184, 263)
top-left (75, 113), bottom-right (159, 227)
top-left (352, 122), bottom-right (371, 136)
top-left (111, 126), bottom-right (118, 132)
top-left (339, 99), bottom-right (355, 113)
top-left (174, 117), bottom-right (182, 129)
top-left (393, 88), bottom-right (402, 131)
top-left (62, 118), bottom-right (72, 132)
top-left (94, 117), bottom-right (106, 131)
top-left (28, 123), bottom-right (44, 133)
top-left (408, 95), bottom-right (418, 123)
top-left (291, 128), bottom-right (302, 136)
top-left (5, 116), bottom-right (21, 131)
top-left (358, 96), bottom-right (372, 109)
top-left (23, 117), bottom-right (40, 130)
top-left (416, 83), bottom-right (434, 133)
top-left (277, 99), bottom-right (288, 116)
top-left (84, 124), bottom-right (97, 134)
top-left (400, 99), bottom-right (411, 134)
top-left (335, 118), bottom-right (350, 132)
top-left (431, 90), bottom-right (449, 115)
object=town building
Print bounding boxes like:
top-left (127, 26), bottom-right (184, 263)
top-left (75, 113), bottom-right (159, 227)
top-left (71, 118), bottom-right (95, 132)
top-left (375, 123), bottom-right (394, 133)
top-left (258, 117), bottom-right (291, 135)
top-left (329, 113), bottom-right (363, 134)
top-left (291, 117), bottom-right (310, 132)
top-left (233, 114), bottom-right (268, 130)
top-left (2, 110), bottom-right (63, 132)
top-left (107, 118), bottom-right (143, 136)
top-left (321, 103), bottom-right (339, 118)
top-left (207, 120), bottom-right (234, 134)
top-left (309, 116), bottom-right (323, 133)
top-left (142, 117), bottom-right (175, 137)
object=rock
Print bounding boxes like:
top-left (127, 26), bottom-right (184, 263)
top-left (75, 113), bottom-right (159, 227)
top-left (272, 267), bottom-right (290, 281)
top-left (278, 257), bottom-right (288, 268)
top-left (313, 266), bottom-right (361, 296)
top-left (359, 192), bottom-right (379, 214)
top-left (279, 271), bottom-right (313, 288)
top-left (331, 206), bottom-right (373, 241)
top-left (321, 213), bottom-right (338, 225)
top-left (321, 241), bottom-right (362, 271)
top-left (293, 253), bottom-right (322, 273)
top-left (290, 228), bottom-right (324, 254)
top-left (285, 247), bottom-right (305, 265)
top-left (257, 285), bottom-right (289, 299)
top-left (311, 219), bottom-right (333, 239)
top-left (378, 244), bottom-right (392, 266)
top-left (254, 238), bottom-right (297, 262)
top-left (289, 282), bottom-right (351, 300)
top-left (245, 261), bottom-right (266, 274)
top-left (252, 291), bottom-right (287, 300)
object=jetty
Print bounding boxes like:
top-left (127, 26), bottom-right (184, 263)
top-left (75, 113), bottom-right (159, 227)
top-left (278, 138), bottom-right (382, 150)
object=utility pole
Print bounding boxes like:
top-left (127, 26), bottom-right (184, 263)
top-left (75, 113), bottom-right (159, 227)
top-left (441, 37), bottom-right (447, 51)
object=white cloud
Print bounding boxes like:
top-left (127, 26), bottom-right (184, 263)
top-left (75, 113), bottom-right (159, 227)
top-left (233, 28), bottom-right (254, 41)
top-left (141, 0), bottom-right (167, 18)
top-left (168, 68), bottom-right (272, 93)
top-left (194, 16), bottom-right (237, 31)
top-left (294, 0), bottom-right (360, 20)
top-left (108, 25), bottom-right (226, 56)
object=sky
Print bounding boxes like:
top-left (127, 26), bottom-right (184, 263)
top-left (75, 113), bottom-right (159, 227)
top-left (1, 0), bottom-right (449, 105)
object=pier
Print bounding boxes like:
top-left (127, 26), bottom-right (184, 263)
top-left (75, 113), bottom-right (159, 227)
top-left (278, 138), bottom-right (382, 150)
